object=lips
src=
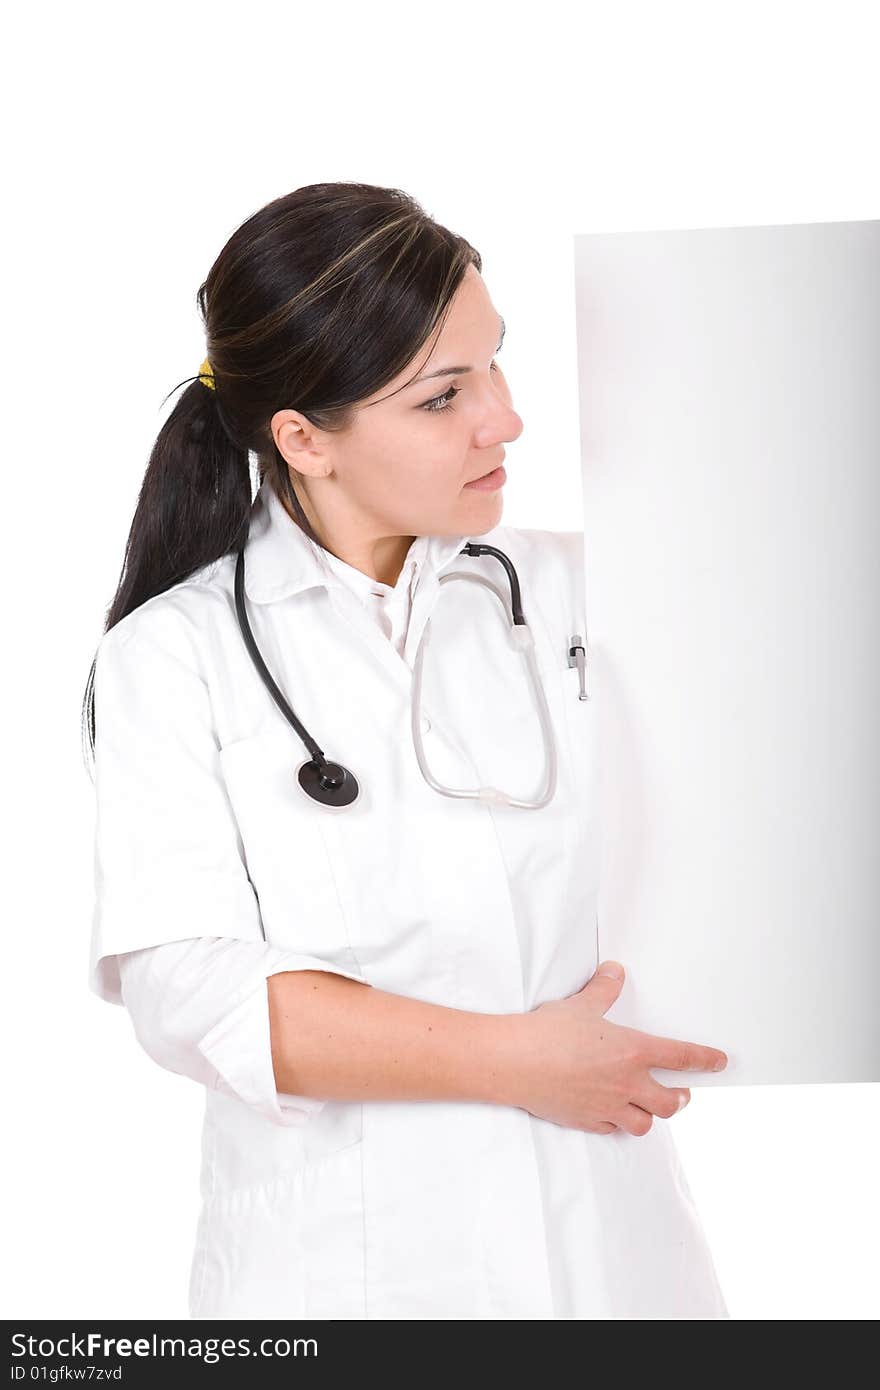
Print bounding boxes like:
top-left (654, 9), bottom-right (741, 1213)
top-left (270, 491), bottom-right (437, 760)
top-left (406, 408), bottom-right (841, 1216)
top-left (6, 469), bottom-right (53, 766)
top-left (467, 462), bottom-right (504, 483)
top-left (463, 464), bottom-right (506, 491)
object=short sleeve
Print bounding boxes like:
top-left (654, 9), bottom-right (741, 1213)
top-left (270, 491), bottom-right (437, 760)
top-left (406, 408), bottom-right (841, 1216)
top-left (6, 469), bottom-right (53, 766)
top-left (88, 620), bottom-right (274, 1004)
top-left (118, 937), bottom-right (366, 1127)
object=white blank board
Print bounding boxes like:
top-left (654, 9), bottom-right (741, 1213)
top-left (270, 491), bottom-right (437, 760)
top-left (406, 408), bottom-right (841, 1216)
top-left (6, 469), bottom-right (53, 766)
top-left (574, 218), bottom-right (880, 1086)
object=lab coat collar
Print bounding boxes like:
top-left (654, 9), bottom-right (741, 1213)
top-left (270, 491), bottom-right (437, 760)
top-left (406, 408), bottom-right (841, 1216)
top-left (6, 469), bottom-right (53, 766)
top-left (242, 474), bottom-right (473, 605)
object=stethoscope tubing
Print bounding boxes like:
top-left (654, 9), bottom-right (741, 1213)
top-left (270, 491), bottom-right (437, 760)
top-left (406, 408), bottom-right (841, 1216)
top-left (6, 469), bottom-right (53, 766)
top-left (233, 540), bottom-right (555, 810)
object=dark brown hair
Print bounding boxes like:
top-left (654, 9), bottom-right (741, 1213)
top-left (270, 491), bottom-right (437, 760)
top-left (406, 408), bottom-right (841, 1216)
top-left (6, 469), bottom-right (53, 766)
top-left (81, 181), bottom-right (481, 764)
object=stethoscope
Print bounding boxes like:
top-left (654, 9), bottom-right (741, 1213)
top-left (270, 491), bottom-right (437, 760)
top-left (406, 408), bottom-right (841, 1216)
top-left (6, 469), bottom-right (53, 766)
top-left (233, 539), bottom-right (567, 812)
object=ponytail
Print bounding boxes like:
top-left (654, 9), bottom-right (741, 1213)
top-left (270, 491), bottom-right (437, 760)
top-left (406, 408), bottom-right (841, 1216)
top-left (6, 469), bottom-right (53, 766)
top-left (114, 374), bottom-right (252, 626)
top-left (80, 374), bottom-right (252, 771)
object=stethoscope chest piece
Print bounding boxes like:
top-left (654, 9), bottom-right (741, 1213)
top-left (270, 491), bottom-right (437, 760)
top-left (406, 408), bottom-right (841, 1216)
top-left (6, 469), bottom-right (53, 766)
top-left (296, 757), bottom-right (361, 809)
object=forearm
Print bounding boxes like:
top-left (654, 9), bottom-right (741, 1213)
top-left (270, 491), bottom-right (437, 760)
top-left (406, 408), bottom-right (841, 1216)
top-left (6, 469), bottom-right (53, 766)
top-left (267, 970), bottom-right (526, 1108)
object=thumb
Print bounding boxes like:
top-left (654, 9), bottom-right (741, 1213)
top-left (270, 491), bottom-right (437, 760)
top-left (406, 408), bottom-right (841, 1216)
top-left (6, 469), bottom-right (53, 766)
top-left (582, 960), bottom-right (625, 1010)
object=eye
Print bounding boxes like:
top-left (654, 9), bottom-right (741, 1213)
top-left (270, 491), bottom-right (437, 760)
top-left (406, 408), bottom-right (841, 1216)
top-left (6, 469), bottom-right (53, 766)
top-left (421, 359), bottom-right (502, 414)
top-left (422, 384), bottom-right (460, 414)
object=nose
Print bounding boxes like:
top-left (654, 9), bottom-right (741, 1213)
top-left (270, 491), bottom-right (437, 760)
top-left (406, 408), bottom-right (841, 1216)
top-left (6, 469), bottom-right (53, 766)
top-left (479, 402), bottom-right (523, 449)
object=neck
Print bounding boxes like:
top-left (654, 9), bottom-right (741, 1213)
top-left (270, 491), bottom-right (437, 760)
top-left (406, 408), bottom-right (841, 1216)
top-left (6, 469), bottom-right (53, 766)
top-left (273, 477), bottom-right (415, 587)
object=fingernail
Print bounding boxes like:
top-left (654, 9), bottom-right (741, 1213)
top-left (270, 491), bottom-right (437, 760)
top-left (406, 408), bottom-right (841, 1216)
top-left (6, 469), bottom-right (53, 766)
top-left (713, 1056), bottom-right (728, 1071)
top-left (676, 1093), bottom-right (690, 1110)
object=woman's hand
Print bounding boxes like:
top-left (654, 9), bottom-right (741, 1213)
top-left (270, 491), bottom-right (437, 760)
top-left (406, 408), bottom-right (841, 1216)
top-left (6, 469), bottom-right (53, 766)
top-left (512, 962), bottom-right (728, 1136)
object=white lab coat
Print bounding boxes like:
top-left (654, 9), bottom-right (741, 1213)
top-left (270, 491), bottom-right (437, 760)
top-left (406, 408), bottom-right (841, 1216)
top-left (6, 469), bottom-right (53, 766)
top-left (89, 475), bottom-right (729, 1320)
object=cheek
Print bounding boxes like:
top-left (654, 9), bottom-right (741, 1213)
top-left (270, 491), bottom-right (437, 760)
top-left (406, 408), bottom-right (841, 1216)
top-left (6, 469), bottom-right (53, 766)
top-left (349, 441), bottom-right (413, 506)
top-left (422, 454), bottom-right (472, 508)
top-left (350, 426), bottom-right (467, 515)
top-left (391, 438), bottom-right (466, 496)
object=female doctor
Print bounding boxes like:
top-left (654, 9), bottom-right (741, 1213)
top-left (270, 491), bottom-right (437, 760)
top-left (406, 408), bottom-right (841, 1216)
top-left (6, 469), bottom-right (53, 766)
top-left (83, 181), bottom-right (730, 1321)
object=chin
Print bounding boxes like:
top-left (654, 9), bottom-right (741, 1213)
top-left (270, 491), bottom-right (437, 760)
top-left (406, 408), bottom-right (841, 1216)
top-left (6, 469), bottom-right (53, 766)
top-left (462, 497), bottom-right (503, 532)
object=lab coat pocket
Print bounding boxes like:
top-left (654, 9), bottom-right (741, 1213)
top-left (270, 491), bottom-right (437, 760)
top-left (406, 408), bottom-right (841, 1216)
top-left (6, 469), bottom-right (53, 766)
top-left (190, 1140), bottom-right (366, 1319)
top-left (218, 727), bottom-right (362, 973)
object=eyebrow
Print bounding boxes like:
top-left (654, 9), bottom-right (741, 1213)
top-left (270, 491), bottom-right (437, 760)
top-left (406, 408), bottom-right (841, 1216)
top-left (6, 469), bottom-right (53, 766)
top-left (408, 315), bottom-right (506, 386)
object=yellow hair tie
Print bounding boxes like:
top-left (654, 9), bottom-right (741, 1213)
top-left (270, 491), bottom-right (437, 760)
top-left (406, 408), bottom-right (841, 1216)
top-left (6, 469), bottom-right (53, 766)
top-left (198, 356), bottom-right (216, 390)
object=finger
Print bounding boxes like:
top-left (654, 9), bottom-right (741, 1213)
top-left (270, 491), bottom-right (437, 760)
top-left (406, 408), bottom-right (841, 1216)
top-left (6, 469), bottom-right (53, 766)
top-left (615, 1103), bottom-right (656, 1137)
top-left (581, 961), bottom-right (626, 1013)
top-left (633, 1079), bottom-right (691, 1119)
top-left (641, 1034), bottom-right (728, 1074)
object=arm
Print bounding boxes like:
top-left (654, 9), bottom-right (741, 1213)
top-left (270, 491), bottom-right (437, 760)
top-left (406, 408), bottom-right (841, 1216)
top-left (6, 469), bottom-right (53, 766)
top-left (268, 969), bottom-right (526, 1108)
top-left (269, 967), bottom-right (729, 1136)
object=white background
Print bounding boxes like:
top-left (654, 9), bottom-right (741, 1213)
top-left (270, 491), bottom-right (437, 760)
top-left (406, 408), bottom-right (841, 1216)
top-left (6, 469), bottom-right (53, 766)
top-left (2, 0), bottom-right (877, 1321)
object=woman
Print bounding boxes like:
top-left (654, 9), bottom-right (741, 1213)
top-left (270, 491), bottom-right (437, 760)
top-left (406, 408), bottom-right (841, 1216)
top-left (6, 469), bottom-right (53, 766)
top-left (83, 181), bottom-right (729, 1320)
